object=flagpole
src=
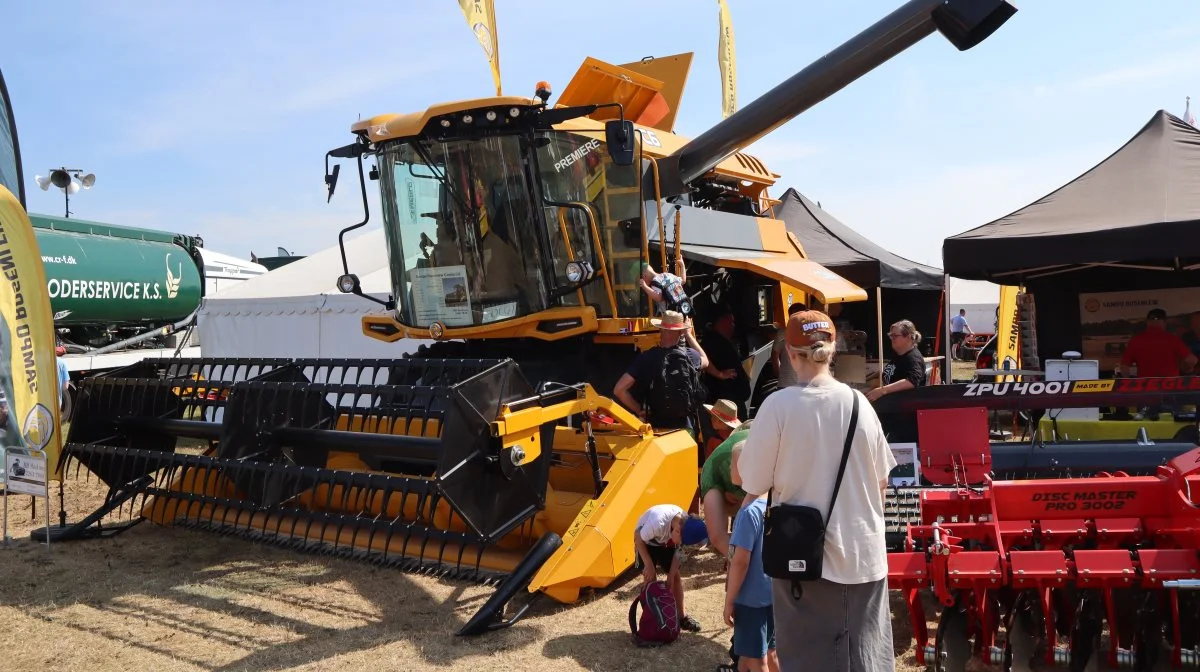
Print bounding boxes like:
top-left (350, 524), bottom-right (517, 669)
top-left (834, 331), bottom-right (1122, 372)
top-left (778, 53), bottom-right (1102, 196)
top-left (489, 0), bottom-right (501, 96)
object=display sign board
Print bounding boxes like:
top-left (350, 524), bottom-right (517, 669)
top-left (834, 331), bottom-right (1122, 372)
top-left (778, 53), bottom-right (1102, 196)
top-left (888, 442), bottom-right (920, 487)
top-left (3, 447), bottom-right (46, 496)
top-left (1079, 287), bottom-right (1200, 373)
top-left (409, 265), bottom-right (473, 327)
top-left (3, 446), bottom-right (51, 547)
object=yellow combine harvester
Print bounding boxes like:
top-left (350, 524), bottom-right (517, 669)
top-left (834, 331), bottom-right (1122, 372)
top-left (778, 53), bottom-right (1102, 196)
top-left (51, 0), bottom-right (1016, 635)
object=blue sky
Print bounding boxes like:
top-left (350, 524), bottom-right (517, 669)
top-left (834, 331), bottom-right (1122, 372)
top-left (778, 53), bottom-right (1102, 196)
top-left (3, 1), bottom-right (1199, 270)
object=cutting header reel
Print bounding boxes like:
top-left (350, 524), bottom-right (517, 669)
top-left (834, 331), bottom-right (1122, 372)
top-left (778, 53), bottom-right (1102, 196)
top-left (49, 356), bottom-right (698, 634)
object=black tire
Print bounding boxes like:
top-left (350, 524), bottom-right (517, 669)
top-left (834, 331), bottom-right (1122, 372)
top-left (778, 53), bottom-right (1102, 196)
top-left (60, 384), bottom-right (75, 424)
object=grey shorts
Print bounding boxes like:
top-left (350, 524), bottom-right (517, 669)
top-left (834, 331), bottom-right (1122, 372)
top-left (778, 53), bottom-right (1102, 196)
top-left (772, 577), bottom-right (893, 672)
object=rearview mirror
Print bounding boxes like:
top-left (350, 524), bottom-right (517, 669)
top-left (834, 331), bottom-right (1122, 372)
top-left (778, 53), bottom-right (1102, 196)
top-left (605, 119), bottom-right (635, 167)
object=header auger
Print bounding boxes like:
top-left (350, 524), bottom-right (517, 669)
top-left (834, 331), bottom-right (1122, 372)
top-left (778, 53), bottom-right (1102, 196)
top-left (42, 0), bottom-right (1018, 636)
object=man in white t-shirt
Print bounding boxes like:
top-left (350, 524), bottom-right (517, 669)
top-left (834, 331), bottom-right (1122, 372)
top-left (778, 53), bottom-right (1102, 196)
top-left (633, 503), bottom-right (707, 632)
top-left (737, 309), bottom-right (897, 671)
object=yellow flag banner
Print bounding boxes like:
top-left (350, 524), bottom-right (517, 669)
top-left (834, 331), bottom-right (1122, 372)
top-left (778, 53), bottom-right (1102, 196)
top-left (995, 284), bottom-right (1022, 383)
top-left (0, 184), bottom-right (62, 482)
top-left (717, 0), bottom-right (737, 118)
top-left (458, 0), bottom-right (502, 96)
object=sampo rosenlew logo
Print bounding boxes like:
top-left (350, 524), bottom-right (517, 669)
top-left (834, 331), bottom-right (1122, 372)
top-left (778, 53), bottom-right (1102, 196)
top-left (1084, 298), bottom-right (1101, 313)
top-left (22, 403), bottom-right (54, 451)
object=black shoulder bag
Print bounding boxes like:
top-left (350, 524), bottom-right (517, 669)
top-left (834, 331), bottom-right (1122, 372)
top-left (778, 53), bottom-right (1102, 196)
top-left (760, 388), bottom-right (860, 600)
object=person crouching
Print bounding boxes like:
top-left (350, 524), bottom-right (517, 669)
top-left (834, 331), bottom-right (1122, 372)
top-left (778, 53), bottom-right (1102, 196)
top-left (634, 503), bottom-right (707, 632)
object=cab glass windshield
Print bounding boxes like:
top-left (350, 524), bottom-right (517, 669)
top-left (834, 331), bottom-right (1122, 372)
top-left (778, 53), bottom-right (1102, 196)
top-left (533, 131), bottom-right (643, 318)
top-left (377, 135), bottom-right (551, 328)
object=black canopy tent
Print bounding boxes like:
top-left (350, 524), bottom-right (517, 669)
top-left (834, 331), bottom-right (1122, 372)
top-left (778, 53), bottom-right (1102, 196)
top-left (942, 110), bottom-right (1200, 363)
top-left (774, 188), bottom-right (946, 379)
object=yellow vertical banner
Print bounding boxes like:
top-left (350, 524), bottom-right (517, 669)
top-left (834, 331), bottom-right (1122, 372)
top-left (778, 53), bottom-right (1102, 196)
top-left (717, 0), bottom-right (737, 118)
top-left (458, 0), bottom-right (502, 96)
top-left (0, 184), bottom-right (63, 481)
top-left (995, 284), bottom-right (1022, 383)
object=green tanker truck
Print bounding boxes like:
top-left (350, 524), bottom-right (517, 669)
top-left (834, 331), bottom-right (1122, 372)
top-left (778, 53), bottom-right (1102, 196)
top-left (32, 214), bottom-right (268, 384)
top-left (33, 214), bottom-right (205, 339)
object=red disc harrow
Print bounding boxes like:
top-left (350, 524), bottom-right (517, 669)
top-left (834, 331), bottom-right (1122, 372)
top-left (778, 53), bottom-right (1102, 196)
top-left (889, 407), bottom-right (1200, 670)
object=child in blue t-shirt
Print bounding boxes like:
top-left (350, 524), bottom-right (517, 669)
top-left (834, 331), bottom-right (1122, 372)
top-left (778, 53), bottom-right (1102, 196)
top-left (722, 493), bottom-right (779, 672)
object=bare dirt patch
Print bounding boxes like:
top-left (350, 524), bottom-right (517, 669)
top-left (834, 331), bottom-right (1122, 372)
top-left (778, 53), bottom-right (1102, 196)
top-left (1, 472), bottom-right (933, 671)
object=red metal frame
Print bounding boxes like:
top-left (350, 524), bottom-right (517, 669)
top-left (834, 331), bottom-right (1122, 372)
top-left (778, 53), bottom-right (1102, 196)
top-left (889, 407), bottom-right (1200, 669)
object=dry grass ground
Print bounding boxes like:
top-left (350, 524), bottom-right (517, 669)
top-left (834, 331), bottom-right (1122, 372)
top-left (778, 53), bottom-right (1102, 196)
top-left (0, 470), bottom-right (942, 672)
top-left (950, 360), bottom-right (978, 383)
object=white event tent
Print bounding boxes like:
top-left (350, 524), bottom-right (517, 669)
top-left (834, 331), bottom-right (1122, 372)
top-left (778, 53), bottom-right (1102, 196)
top-left (947, 276), bottom-right (1001, 334)
top-left (197, 228), bottom-right (432, 359)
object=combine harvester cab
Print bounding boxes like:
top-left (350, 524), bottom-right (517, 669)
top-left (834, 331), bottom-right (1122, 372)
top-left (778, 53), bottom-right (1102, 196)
top-left (888, 402), bottom-right (1200, 671)
top-left (49, 0), bottom-right (1019, 636)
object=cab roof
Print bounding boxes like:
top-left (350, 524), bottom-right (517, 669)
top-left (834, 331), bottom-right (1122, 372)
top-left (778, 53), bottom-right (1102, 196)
top-left (349, 53), bottom-right (780, 191)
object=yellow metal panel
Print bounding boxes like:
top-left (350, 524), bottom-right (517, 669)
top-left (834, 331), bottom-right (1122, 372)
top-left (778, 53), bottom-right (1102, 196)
top-left (529, 429), bottom-right (697, 603)
top-left (361, 306), bottom-right (598, 342)
top-left (755, 216), bottom-right (794, 254)
top-left (616, 53), bottom-right (694, 133)
top-left (720, 256), bottom-right (867, 305)
top-left (557, 57), bottom-right (670, 128)
top-left (350, 96), bottom-right (536, 142)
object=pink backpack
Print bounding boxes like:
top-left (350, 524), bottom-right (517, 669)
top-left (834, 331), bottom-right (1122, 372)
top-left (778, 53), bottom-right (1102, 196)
top-left (628, 580), bottom-right (680, 646)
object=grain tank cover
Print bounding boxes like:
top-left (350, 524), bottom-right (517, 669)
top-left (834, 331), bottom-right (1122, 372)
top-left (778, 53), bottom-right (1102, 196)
top-left (30, 214), bottom-right (203, 327)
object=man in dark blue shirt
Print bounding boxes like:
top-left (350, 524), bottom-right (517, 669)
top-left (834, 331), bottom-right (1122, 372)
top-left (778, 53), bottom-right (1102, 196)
top-left (613, 310), bottom-right (709, 432)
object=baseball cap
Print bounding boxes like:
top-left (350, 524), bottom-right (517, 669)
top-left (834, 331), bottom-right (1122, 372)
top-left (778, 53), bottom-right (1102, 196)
top-left (1147, 308), bottom-right (1167, 321)
top-left (681, 517), bottom-right (708, 546)
top-left (786, 309), bottom-right (836, 348)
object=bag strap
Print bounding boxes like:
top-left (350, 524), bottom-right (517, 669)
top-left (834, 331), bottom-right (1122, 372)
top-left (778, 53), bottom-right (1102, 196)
top-left (823, 389), bottom-right (860, 527)
top-left (766, 386), bottom-right (860, 518)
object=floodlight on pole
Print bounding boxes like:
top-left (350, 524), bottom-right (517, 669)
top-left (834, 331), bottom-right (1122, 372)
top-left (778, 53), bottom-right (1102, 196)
top-left (32, 167), bottom-right (95, 217)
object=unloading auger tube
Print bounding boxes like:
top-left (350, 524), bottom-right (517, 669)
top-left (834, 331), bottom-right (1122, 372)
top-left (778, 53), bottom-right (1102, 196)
top-left (658, 0), bottom-right (1017, 194)
top-left (47, 355), bottom-right (701, 636)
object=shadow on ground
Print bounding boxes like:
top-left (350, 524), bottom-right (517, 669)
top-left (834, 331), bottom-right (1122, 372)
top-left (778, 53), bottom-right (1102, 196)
top-left (544, 630), bottom-right (733, 672)
top-left (0, 521), bottom-right (549, 671)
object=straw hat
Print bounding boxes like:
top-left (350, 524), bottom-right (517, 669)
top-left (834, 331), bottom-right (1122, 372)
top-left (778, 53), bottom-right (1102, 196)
top-left (650, 310), bottom-right (689, 331)
top-left (703, 398), bottom-right (741, 430)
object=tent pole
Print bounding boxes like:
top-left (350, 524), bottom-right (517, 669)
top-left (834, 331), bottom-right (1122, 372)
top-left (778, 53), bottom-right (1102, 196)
top-left (876, 285), bottom-right (884, 389)
top-left (943, 273), bottom-right (952, 383)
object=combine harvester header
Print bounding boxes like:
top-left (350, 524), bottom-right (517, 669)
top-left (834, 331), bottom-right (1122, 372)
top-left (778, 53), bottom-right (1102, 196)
top-left (47, 0), bottom-right (1019, 636)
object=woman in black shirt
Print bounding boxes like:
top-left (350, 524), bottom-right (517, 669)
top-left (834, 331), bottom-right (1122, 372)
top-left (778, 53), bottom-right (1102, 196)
top-left (865, 319), bottom-right (927, 442)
